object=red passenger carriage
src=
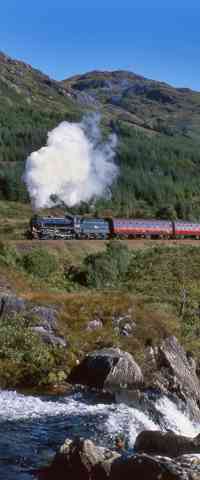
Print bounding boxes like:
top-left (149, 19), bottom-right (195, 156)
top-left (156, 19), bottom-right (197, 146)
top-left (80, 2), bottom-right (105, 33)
top-left (111, 219), bottom-right (173, 238)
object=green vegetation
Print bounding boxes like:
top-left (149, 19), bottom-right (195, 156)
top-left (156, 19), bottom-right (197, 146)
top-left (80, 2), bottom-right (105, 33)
top-left (0, 52), bottom-right (82, 202)
top-left (22, 247), bottom-right (59, 278)
top-left (1, 56), bottom-right (200, 389)
top-left (95, 123), bottom-right (200, 219)
top-left (1, 54), bottom-right (200, 219)
top-left (83, 241), bottom-right (131, 288)
top-left (0, 315), bottom-right (66, 388)
top-left (0, 240), bottom-right (199, 390)
top-left (2, 121), bottom-right (200, 220)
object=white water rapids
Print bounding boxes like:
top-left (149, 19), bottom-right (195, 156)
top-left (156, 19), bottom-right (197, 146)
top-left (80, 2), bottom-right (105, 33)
top-left (0, 389), bottom-right (199, 479)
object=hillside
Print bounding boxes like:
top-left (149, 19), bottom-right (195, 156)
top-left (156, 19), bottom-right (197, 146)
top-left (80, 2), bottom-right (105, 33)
top-left (0, 52), bottom-right (82, 203)
top-left (63, 70), bottom-right (200, 138)
top-left (1, 52), bottom-right (200, 219)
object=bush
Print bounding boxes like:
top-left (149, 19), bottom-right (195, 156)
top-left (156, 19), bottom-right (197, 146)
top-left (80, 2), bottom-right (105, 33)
top-left (0, 241), bottom-right (20, 267)
top-left (0, 316), bottom-right (64, 388)
top-left (84, 241), bottom-right (131, 288)
top-left (22, 247), bottom-right (59, 278)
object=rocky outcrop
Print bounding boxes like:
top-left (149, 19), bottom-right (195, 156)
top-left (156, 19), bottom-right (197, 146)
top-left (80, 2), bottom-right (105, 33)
top-left (68, 347), bottom-right (143, 392)
top-left (0, 292), bottom-right (66, 347)
top-left (152, 336), bottom-right (200, 420)
top-left (36, 437), bottom-right (200, 480)
top-left (67, 337), bottom-right (200, 423)
top-left (135, 430), bottom-right (200, 457)
top-left (63, 70), bottom-right (200, 137)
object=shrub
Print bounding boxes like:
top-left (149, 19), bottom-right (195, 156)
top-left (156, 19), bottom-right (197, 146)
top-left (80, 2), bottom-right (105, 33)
top-left (0, 241), bottom-right (20, 267)
top-left (84, 241), bottom-right (131, 288)
top-left (22, 247), bottom-right (59, 278)
top-left (0, 316), bottom-right (65, 388)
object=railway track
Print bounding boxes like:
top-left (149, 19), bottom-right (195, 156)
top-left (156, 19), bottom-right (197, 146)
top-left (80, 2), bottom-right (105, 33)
top-left (8, 238), bottom-right (200, 253)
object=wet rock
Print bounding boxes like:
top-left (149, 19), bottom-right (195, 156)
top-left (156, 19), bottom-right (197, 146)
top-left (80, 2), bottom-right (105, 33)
top-left (36, 438), bottom-right (194, 480)
top-left (68, 347), bottom-right (143, 392)
top-left (37, 438), bottom-right (118, 480)
top-left (154, 336), bottom-right (200, 420)
top-left (107, 453), bottom-right (189, 480)
top-left (135, 430), bottom-right (200, 457)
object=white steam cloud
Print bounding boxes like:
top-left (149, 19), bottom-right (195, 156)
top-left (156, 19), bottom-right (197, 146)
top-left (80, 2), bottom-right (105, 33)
top-left (24, 114), bottom-right (118, 209)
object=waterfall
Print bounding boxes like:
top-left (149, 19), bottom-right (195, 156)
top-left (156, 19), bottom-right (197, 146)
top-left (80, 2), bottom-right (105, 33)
top-left (0, 389), bottom-right (198, 479)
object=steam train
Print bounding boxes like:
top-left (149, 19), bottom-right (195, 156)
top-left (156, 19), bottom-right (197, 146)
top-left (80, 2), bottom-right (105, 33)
top-left (30, 214), bottom-right (200, 240)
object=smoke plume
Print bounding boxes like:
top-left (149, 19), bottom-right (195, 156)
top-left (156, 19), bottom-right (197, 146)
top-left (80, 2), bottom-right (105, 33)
top-left (24, 114), bottom-right (118, 209)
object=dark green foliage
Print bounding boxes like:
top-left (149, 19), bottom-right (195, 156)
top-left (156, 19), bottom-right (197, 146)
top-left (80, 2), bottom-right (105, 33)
top-left (84, 241), bottom-right (131, 288)
top-left (105, 124), bottom-right (200, 219)
top-left (2, 57), bottom-right (200, 219)
top-left (22, 248), bottom-right (59, 278)
top-left (0, 106), bottom-right (80, 202)
top-left (0, 316), bottom-right (64, 388)
top-left (0, 241), bottom-right (20, 267)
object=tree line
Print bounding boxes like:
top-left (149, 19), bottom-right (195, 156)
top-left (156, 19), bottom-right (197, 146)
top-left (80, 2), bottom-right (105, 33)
top-left (1, 108), bottom-right (200, 220)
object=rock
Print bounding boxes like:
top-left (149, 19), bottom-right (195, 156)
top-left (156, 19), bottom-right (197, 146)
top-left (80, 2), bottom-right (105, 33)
top-left (135, 430), bottom-right (200, 457)
top-left (0, 293), bottom-right (26, 318)
top-left (154, 336), bottom-right (200, 420)
top-left (28, 306), bottom-right (58, 330)
top-left (120, 323), bottom-right (134, 336)
top-left (36, 438), bottom-right (194, 480)
top-left (68, 347), bottom-right (143, 392)
top-left (0, 292), bottom-right (66, 348)
top-left (112, 313), bottom-right (136, 337)
top-left (86, 319), bottom-right (103, 332)
top-left (107, 454), bottom-right (189, 480)
top-left (32, 326), bottom-right (66, 347)
top-left (37, 437), bottom-right (118, 480)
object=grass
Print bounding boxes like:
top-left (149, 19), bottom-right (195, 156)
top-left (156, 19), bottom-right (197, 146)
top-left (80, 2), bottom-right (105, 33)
top-left (0, 226), bottom-right (200, 389)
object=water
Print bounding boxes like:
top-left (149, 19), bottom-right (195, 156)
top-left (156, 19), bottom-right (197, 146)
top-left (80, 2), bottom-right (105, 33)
top-left (0, 390), bottom-right (199, 479)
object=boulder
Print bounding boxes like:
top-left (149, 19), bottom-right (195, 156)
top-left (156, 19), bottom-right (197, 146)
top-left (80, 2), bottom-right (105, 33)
top-left (154, 336), bottom-right (200, 420)
top-left (28, 305), bottom-right (58, 330)
top-left (0, 292), bottom-right (66, 347)
top-left (135, 430), bottom-right (200, 457)
top-left (32, 326), bottom-right (66, 347)
top-left (36, 438), bottom-right (118, 480)
top-left (68, 347), bottom-right (143, 392)
top-left (107, 454), bottom-right (189, 480)
top-left (36, 438), bottom-right (193, 480)
top-left (0, 293), bottom-right (26, 318)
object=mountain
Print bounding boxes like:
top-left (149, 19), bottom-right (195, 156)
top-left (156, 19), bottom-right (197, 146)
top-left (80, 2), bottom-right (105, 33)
top-left (0, 51), bottom-right (79, 114)
top-left (0, 52), bottom-right (83, 202)
top-left (63, 70), bottom-right (200, 139)
top-left (1, 51), bottom-right (200, 219)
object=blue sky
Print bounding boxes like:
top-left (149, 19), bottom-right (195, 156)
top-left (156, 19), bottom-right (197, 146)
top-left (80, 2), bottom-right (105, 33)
top-left (1, 1), bottom-right (200, 89)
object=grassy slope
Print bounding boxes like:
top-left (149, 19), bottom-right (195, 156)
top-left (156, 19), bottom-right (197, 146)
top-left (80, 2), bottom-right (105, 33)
top-left (0, 236), bottom-right (199, 387)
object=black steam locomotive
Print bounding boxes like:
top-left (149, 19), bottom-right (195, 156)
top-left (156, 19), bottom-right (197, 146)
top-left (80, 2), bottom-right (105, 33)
top-left (30, 215), bottom-right (110, 240)
top-left (30, 214), bottom-right (200, 240)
